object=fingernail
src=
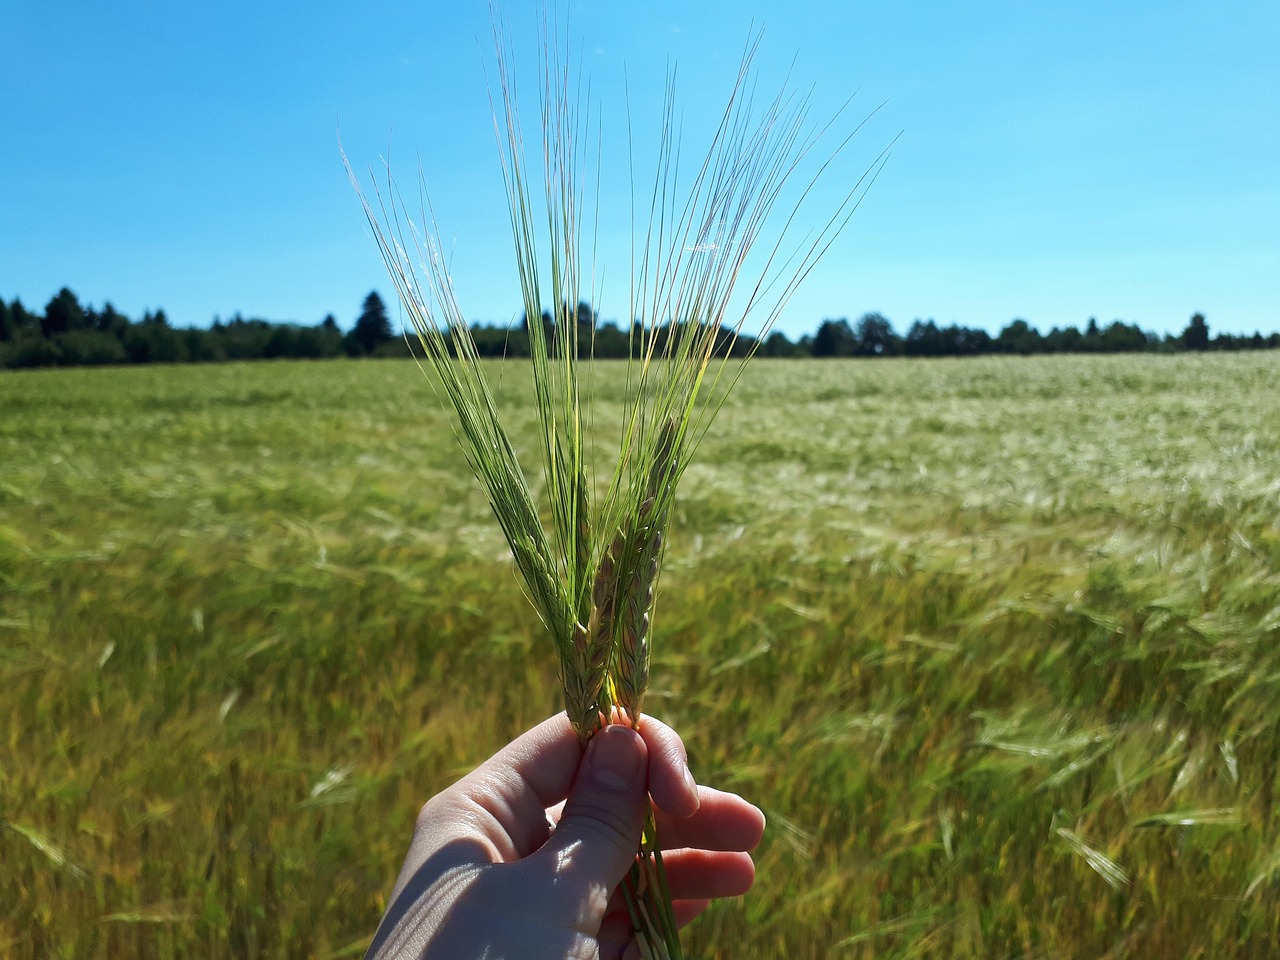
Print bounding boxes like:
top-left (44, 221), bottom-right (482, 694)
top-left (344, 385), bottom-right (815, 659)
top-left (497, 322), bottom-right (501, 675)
top-left (588, 726), bottom-right (644, 791)
top-left (682, 764), bottom-right (700, 809)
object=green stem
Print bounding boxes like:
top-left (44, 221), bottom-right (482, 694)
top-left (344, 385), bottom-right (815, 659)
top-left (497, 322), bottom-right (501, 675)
top-left (621, 802), bottom-right (685, 960)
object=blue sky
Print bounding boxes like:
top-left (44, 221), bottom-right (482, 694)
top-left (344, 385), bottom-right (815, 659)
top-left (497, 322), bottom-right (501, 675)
top-left (3, 0), bottom-right (1276, 339)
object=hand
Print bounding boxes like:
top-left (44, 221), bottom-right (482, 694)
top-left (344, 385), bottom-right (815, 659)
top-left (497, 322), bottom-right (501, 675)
top-left (366, 713), bottom-right (765, 960)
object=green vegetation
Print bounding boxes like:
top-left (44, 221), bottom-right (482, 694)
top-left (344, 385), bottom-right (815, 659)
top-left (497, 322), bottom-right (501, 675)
top-left (0, 290), bottom-right (400, 369)
top-left (5, 285), bottom-right (1277, 370)
top-left (2, 354), bottom-right (1279, 957)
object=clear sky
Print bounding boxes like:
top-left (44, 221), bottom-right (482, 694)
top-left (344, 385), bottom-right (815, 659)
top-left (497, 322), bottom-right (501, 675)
top-left (4, 0), bottom-right (1277, 340)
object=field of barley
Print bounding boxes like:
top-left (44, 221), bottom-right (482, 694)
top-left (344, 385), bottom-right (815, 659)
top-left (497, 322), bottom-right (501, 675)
top-left (2, 353), bottom-right (1279, 958)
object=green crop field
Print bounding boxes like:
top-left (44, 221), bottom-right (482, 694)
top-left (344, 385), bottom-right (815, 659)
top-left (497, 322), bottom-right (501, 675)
top-left (2, 354), bottom-right (1278, 958)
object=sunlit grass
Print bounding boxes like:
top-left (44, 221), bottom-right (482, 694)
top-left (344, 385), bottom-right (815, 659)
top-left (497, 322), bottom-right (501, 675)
top-left (2, 352), bottom-right (1279, 957)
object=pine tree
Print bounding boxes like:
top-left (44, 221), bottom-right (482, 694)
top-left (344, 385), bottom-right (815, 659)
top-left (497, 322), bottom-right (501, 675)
top-left (346, 291), bottom-right (393, 355)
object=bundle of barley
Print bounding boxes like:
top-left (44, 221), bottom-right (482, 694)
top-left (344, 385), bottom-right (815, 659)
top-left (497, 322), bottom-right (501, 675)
top-left (347, 15), bottom-right (887, 958)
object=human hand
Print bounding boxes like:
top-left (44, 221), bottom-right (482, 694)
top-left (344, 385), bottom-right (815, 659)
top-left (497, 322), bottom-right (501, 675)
top-left (366, 714), bottom-right (765, 960)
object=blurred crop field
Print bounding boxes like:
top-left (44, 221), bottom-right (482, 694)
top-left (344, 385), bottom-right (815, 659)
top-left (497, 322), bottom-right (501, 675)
top-left (2, 353), bottom-right (1279, 958)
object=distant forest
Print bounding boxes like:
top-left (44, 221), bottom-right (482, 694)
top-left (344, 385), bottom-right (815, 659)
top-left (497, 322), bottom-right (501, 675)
top-left (2, 287), bottom-right (1276, 370)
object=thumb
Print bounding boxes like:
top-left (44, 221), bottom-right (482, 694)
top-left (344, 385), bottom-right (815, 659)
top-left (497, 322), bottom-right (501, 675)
top-left (526, 725), bottom-right (648, 920)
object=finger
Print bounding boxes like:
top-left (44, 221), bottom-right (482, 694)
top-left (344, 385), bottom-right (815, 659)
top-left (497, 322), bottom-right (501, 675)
top-left (597, 908), bottom-right (637, 960)
top-left (660, 848), bottom-right (756, 901)
top-left (463, 713), bottom-right (694, 820)
top-left (652, 787), bottom-right (766, 852)
top-left (672, 898), bottom-right (711, 929)
top-left (595, 847), bottom-right (756, 920)
top-left (465, 713), bottom-right (582, 809)
top-left (543, 717), bottom-right (703, 831)
top-left (520, 725), bottom-right (650, 925)
top-left (429, 713), bottom-right (582, 862)
top-left (636, 716), bottom-right (700, 819)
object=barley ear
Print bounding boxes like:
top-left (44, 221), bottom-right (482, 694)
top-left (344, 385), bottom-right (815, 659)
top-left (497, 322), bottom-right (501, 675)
top-left (564, 540), bottom-right (620, 742)
top-left (614, 419), bottom-right (679, 726)
top-left (564, 618), bottom-right (611, 743)
top-left (573, 461), bottom-right (592, 626)
top-left (614, 515), bottom-right (662, 727)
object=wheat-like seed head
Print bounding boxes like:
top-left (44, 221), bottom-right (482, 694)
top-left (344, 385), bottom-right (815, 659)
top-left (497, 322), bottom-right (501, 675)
top-left (564, 619), bottom-right (611, 742)
top-left (612, 418), bottom-right (677, 724)
top-left (613, 516), bottom-right (661, 727)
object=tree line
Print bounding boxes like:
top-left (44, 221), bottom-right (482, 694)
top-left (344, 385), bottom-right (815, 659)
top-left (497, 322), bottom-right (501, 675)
top-left (0, 290), bottom-right (398, 368)
top-left (2, 287), bottom-right (1275, 370)
top-left (799, 311), bottom-right (1278, 357)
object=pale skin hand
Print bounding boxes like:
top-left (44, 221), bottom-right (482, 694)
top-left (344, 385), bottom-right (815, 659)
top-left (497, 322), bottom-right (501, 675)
top-left (366, 714), bottom-right (766, 960)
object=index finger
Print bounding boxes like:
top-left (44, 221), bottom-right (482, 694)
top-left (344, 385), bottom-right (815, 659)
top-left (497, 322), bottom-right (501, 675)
top-left (468, 713), bottom-right (696, 815)
top-left (445, 712), bottom-right (701, 861)
top-left (634, 714), bottom-right (701, 820)
top-left (652, 787), bottom-right (765, 852)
